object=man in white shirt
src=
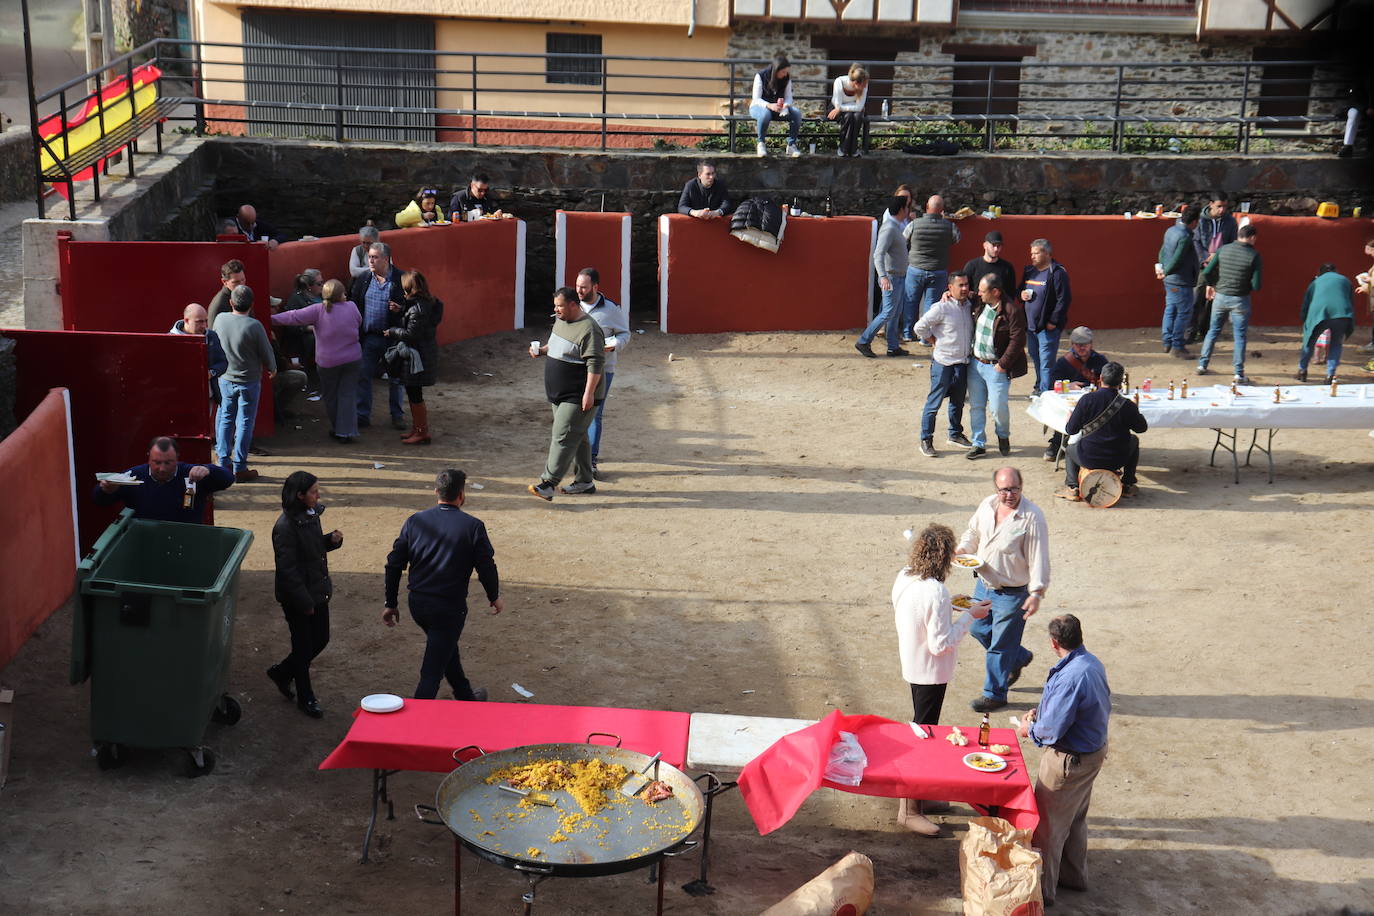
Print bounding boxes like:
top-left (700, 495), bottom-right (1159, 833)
top-left (575, 267), bottom-right (630, 480)
top-left (912, 271), bottom-right (976, 457)
top-left (956, 467), bottom-right (1051, 712)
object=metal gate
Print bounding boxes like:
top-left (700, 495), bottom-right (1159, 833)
top-left (241, 11), bottom-right (436, 141)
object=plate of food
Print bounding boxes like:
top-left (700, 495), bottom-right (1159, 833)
top-left (96, 472), bottom-right (142, 486)
top-left (1133, 211), bottom-right (1159, 219)
top-left (1163, 211), bottom-right (1182, 219)
top-left (950, 206), bottom-right (977, 220)
top-left (952, 595), bottom-right (974, 610)
top-left (953, 554), bottom-right (983, 570)
top-left (361, 693), bottom-right (405, 714)
top-left (963, 752), bottom-right (1007, 773)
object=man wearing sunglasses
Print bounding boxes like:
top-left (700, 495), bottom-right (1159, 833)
top-left (449, 172), bottom-right (512, 222)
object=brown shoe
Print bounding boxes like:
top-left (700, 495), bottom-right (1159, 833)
top-left (1121, 484), bottom-right (1139, 498)
top-left (401, 404), bottom-right (431, 445)
top-left (896, 798), bottom-right (942, 837)
top-left (1054, 485), bottom-right (1082, 501)
top-left (234, 469), bottom-right (260, 483)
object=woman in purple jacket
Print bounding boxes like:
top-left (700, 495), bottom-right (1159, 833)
top-left (272, 279), bottom-right (363, 442)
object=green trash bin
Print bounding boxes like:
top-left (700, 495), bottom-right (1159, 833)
top-left (71, 509), bottom-right (254, 776)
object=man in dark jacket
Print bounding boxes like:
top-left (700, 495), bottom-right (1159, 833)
top-left (1056, 362), bottom-right (1148, 501)
top-left (1157, 205), bottom-right (1201, 358)
top-left (677, 162), bottom-right (734, 219)
top-left (170, 302), bottom-right (228, 410)
top-left (1198, 224), bottom-right (1262, 385)
top-left (382, 469), bottom-right (502, 701)
top-left (1020, 239), bottom-right (1072, 396)
top-left (902, 195), bottom-right (960, 339)
top-left (966, 273), bottom-right (1029, 459)
top-left (1044, 326), bottom-right (1109, 462)
top-left (94, 436), bottom-right (233, 523)
top-left (351, 241), bottom-right (408, 430)
top-left (448, 172), bottom-right (511, 221)
top-left (1188, 195), bottom-right (1238, 342)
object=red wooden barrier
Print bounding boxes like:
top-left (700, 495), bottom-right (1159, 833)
top-left (658, 214), bottom-right (877, 334)
top-left (554, 211), bottom-right (631, 308)
top-left (270, 220), bottom-right (526, 345)
top-left (3, 330), bottom-right (214, 550)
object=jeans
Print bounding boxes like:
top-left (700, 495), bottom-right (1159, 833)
top-left (749, 101), bottom-right (801, 144)
top-left (357, 332), bottom-right (405, 422)
top-left (587, 372), bottom-right (614, 461)
top-left (968, 580), bottom-right (1033, 702)
top-left (1028, 327), bottom-right (1063, 395)
top-left (276, 602), bottom-right (330, 705)
top-left (1298, 318), bottom-right (1350, 377)
top-left (920, 361), bottom-right (968, 441)
top-left (1198, 294), bottom-right (1251, 377)
top-left (543, 399), bottom-right (597, 486)
top-left (858, 274), bottom-right (906, 349)
top-left (216, 377), bottom-right (261, 472)
top-left (409, 594), bottom-right (475, 701)
top-left (966, 360), bottom-right (1011, 448)
top-left (1065, 436), bottom-right (1140, 488)
top-left (903, 267), bottom-right (947, 337)
top-left (1161, 283), bottom-right (1194, 351)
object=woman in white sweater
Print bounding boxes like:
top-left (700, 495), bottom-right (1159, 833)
top-left (829, 64), bottom-right (869, 157)
top-left (891, 523), bottom-right (990, 835)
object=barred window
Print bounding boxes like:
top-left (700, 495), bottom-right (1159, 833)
top-left (546, 33), bottom-right (603, 86)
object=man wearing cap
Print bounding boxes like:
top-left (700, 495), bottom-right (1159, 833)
top-left (1044, 327), bottom-right (1108, 462)
top-left (962, 231), bottom-right (1017, 305)
top-left (1055, 361), bottom-right (1147, 502)
top-left (1020, 240), bottom-right (1073, 396)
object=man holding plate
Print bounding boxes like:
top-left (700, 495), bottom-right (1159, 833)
top-left (93, 435), bottom-right (233, 524)
top-left (956, 467), bottom-right (1050, 713)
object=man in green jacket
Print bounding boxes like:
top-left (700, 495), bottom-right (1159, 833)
top-left (1296, 264), bottom-right (1355, 384)
top-left (1197, 224), bottom-right (1261, 385)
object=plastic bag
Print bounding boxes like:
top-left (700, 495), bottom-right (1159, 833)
top-left (823, 731), bottom-right (867, 786)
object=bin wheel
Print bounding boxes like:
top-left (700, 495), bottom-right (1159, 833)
top-left (212, 694), bottom-right (242, 726)
top-left (95, 743), bottom-right (126, 771)
top-left (186, 746), bottom-right (216, 778)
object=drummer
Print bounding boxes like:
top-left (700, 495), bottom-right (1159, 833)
top-left (1054, 362), bottom-right (1148, 503)
top-left (93, 435), bottom-right (234, 524)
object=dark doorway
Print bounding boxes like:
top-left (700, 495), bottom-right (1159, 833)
top-left (951, 53), bottom-right (1023, 126)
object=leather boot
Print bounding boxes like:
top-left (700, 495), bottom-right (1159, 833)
top-left (896, 797), bottom-right (941, 837)
top-left (401, 403), bottom-right (430, 445)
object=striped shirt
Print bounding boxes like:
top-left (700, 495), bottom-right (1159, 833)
top-left (972, 303), bottom-right (999, 361)
top-left (363, 274), bottom-right (392, 333)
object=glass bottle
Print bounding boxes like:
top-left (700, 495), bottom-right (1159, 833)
top-left (978, 712), bottom-right (990, 748)
top-left (182, 478), bottom-right (196, 510)
top-left (1167, 380), bottom-right (1175, 400)
top-left (1180, 378), bottom-right (1188, 399)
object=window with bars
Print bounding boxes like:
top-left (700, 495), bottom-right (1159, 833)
top-left (546, 33), bottom-right (603, 86)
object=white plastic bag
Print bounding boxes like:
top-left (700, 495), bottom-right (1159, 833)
top-left (823, 731), bottom-right (868, 786)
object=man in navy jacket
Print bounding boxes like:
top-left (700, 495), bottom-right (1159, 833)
top-left (93, 436), bottom-right (234, 524)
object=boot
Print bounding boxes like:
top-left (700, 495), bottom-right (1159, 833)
top-left (401, 403), bottom-right (431, 445)
top-left (896, 797), bottom-right (941, 837)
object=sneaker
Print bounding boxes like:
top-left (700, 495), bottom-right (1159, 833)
top-left (886, 347), bottom-right (911, 357)
top-left (786, 142), bottom-right (802, 158)
top-left (528, 481), bottom-right (555, 501)
top-left (560, 481), bottom-right (597, 495)
top-left (970, 695), bottom-right (1007, 713)
top-left (756, 141), bottom-right (767, 157)
top-left (1361, 342), bottom-right (1374, 353)
top-left (248, 444), bottom-right (270, 457)
top-left (1233, 375), bottom-right (1253, 387)
top-left (966, 446), bottom-right (987, 460)
top-left (592, 463), bottom-right (603, 481)
top-left (470, 687), bottom-right (489, 702)
top-left (1196, 365), bottom-right (1210, 376)
top-left (1042, 447), bottom-right (1056, 462)
top-left (266, 664), bottom-right (294, 701)
top-left (998, 436), bottom-right (1011, 456)
top-left (1055, 486), bottom-right (1083, 502)
top-left (919, 439), bottom-right (936, 458)
top-left (947, 432), bottom-right (973, 448)
top-left (854, 341), bottom-right (877, 358)
top-left (1008, 651), bottom-right (1034, 687)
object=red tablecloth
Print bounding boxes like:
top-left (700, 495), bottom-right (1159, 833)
top-left (738, 710), bottom-right (1038, 834)
top-left (318, 699), bottom-right (691, 773)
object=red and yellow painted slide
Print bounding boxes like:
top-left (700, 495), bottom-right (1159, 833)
top-left (37, 63), bottom-right (162, 197)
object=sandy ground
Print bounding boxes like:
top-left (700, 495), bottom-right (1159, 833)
top-left (2, 324), bottom-right (1373, 915)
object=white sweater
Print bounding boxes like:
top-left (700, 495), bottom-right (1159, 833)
top-left (892, 571), bottom-right (976, 685)
top-left (831, 75), bottom-right (867, 113)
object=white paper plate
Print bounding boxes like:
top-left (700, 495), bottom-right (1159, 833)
top-left (963, 751), bottom-right (1007, 773)
top-left (96, 472), bottom-right (142, 485)
top-left (360, 693), bottom-right (404, 714)
top-left (953, 554), bottom-right (983, 571)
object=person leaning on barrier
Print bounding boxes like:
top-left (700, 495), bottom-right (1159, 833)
top-left (829, 63), bottom-right (869, 158)
top-left (94, 435), bottom-right (234, 523)
top-left (349, 225), bottom-right (380, 279)
top-left (170, 302), bottom-right (228, 412)
top-left (449, 172), bottom-right (511, 221)
top-left (395, 187), bottom-right (445, 228)
top-left (677, 161), bottom-right (734, 220)
top-left (234, 203), bottom-right (285, 249)
top-left (1056, 361), bottom-right (1147, 502)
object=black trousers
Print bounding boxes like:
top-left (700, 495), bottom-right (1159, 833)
top-left (409, 594), bottom-right (474, 700)
top-left (1065, 435), bottom-right (1140, 488)
top-left (832, 111), bottom-right (867, 155)
top-left (910, 683), bottom-right (948, 729)
top-left (1189, 282), bottom-right (1211, 340)
top-left (278, 602), bottom-right (330, 704)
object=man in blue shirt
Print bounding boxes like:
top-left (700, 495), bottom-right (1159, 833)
top-left (350, 241), bottom-right (407, 430)
top-left (1018, 614), bottom-right (1110, 908)
top-left (93, 436), bottom-right (234, 523)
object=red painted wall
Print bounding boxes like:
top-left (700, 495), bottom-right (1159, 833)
top-left (557, 211), bottom-right (629, 307)
top-left (661, 214), bottom-right (876, 334)
top-left (271, 220), bottom-right (524, 345)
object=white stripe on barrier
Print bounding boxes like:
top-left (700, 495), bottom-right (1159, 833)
top-left (658, 215), bottom-right (670, 333)
top-left (554, 210), bottom-right (567, 291)
top-left (620, 214), bottom-right (632, 312)
top-left (514, 220), bottom-right (527, 330)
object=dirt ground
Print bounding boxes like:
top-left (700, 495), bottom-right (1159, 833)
top-left (2, 324), bottom-right (1373, 916)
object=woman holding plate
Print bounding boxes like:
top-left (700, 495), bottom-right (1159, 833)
top-left (892, 523), bottom-right (991, 836)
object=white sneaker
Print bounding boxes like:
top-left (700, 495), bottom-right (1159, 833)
top-left (756, 141), bottom-right (767, 157)
top-left (786, 142), bottom-right (802, 158)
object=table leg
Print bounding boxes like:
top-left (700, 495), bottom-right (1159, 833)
top-left (360, 768), bottom-right (400, 864)
top-left (1243, 428), bottom-right (1276, 483)
top-left (454, 835), bottom-right (461, 916)
top-left (683, 772), bottom-right (737, 897)
top-left (1209, 428), bottom-right (1240, 484)
top-left (656, 852), bottom-right (667, 916)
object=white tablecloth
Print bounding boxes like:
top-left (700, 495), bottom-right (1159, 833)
top-left (1028, 384), bottom-right (1374, 434)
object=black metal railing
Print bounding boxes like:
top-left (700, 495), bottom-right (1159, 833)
top-left (26, 37), bottom-right (1354, 218)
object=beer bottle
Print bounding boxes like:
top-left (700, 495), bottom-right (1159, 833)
top-left (978, 712), bottom-right (990, 748)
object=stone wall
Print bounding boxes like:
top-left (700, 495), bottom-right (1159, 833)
top-left (196, 138), bottom-right (1372, 319)
top-left (0, 131), bottom-right (34, 204)
top-left (113, 0), bottom-right (181, 51)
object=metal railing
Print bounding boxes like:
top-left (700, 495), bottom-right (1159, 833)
top-left (26, 37), bottom-right (1355, 217)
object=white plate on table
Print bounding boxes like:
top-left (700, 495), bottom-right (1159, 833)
top-left (361, 693), bottom-right (404, 714)
top-left (963, 752), bottom-right (1007, 773)
top-left (96, 472), bottom-right (141, 486)
top-left (953, 554), bottom-right (983, 571)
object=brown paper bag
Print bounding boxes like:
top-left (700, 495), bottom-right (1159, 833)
top-left (761, 850), bottom-right (874, 916)
top-left (959, 816), bottom-right (1043, 916)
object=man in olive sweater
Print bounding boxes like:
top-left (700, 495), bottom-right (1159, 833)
top-left (1198, 224), bottom-right (1261, 385)
top-left (527, 287), bottom-right (606, 500)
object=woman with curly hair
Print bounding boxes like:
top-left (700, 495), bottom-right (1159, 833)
top-left (892, 522), bottom-right (990, 836)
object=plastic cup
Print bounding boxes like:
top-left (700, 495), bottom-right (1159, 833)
top-left (529, 341), bottom-right (540, 356)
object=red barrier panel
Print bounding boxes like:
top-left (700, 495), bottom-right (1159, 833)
top-left (659, 214), bottom-right (876, 334)
top-left (271, 220), bottom-right (526, 345)
top-left (945, 214), bottom-right (1371, 330)
top-left (555, 211), bottom-right (631, 308)
top-left (0, 389), bottom-right (78, 671)
top-left (3, 330), bottom-right (214, 551)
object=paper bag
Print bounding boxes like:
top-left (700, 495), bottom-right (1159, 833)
top-left (959, 816), bottom-right (1043, 916)
top-left (762, 850), bottom-right (874, 916)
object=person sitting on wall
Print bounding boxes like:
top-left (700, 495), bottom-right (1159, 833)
top-left (349, 225), bottom-right (380, 279)
top-left (449, 172), bottom-right (512, 221)
top-left (94, 435), bottom-right (234, 523)
top-left (233, 204), bottom-right (286, 249)
top-left (750, 53), bottom-right (802, 159)
top-left (677, 161), bottom-right (735, 220)
top-left (395, 187), bottom-right (446, 228)
top-left (829, 63), bottom-right (869, 158)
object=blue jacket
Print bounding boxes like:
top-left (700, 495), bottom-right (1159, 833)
top-left (384, 503), bottom-right (499, 608)
top-left (92, 462), bottom-right (234, 524)
top-left (1029, 646), bottom-right (1111, 755)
